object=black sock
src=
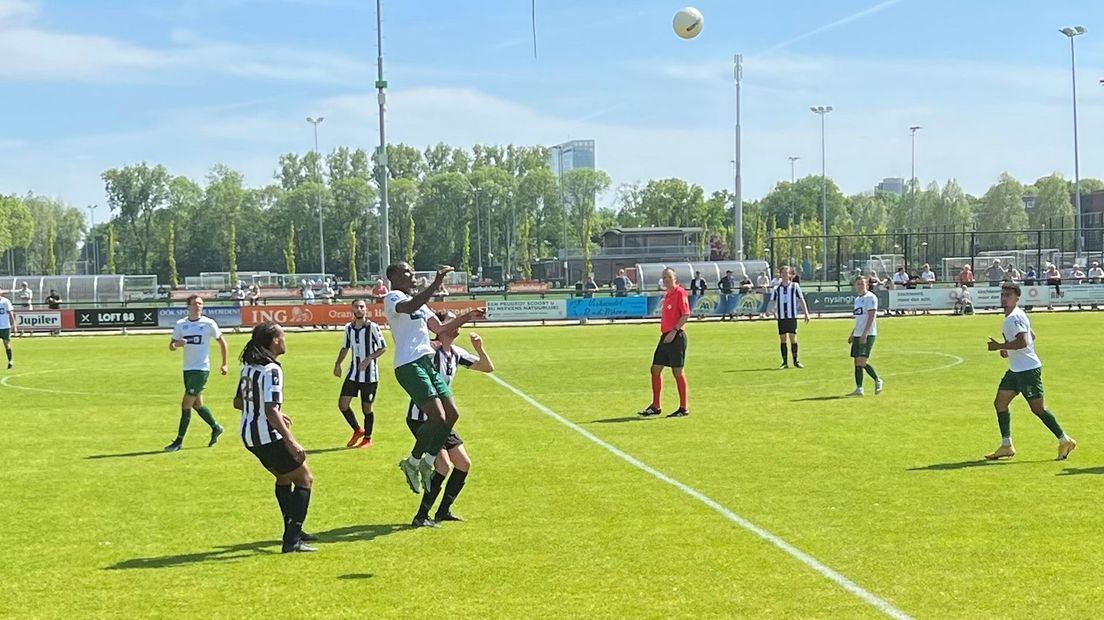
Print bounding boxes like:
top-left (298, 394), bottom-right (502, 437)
top-left (5, 348), bottom-right (10, 362)
top-left (340, 408), bottom-right (360, 432)
top-left (855, 367), bottom-right (864, 388)
top-left (416, 471), bottom-right (447, 520)
top-left (176, 410), bottom-right (191, 441)
top-left (790, 343), bottom-right (799, 363)
top-left (435, 468), bottom-right (469, 519)
top-left (780, 343), bottom-right (788, 364)
top-left (283, 486), bottom-right (312, 550)
top-left (275, 483), bottom-right (292, 520)
top-left (864, 364), bottom-right (879, 381)
top-left (362, 411), bottom-right (375, 438)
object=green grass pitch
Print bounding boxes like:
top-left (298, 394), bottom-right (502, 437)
top-left (5, 313), bottom-right (1104, 618)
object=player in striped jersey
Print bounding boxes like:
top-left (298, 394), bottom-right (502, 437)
top-left (767, 266), bottom-right (810, 368)
top-left (234, 322), bottom-right (317, 554)
top-left (408, 311), bottom-right (495, 528)
top-left (333, 299), bottom-right (387, 449)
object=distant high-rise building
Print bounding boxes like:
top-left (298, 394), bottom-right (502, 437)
top-left (875, 177), bottom-right (905, 196)
top-left (549, 140), bottom-right (596, 176)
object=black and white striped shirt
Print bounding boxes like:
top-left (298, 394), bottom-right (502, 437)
top-left (770, 283), bottom-right (805, 320)
top-left (238, 362), bottom-right (284, 448)
top-left (407, 344), bottom-right (479, 423)
top-left (342, 320), bottom-right (385, 383)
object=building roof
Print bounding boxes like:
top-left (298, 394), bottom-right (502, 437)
top-left (600, 227), bottom-right (703, 236)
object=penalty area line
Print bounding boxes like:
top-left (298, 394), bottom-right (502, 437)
top-left (488, 373), bottom-right (914, 620)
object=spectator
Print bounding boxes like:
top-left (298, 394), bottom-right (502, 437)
top-left (907, 269), bottom-right (920, 289)
top-left (230, 285), bottom-right (246, 307)
top-left (16, 281), bottom-right (32, 310)
top-left (657, 276), bottom-right (666, 291)
top-left (1024, 266), bottom-right (1037, 286)
top-left (584, 275), bottom-right (599, 298)
top-left (952, 284), bottom-right (973, 316)
top-left (756, 271), bottom-right (770, 294)
top-left (769, 270), bottom-right (782, 289)
top-left (958, 264), bottom-right (975, 287)
top-left (716, 270), bottom-right (735, 321)
top-left (920, 263), bottom-right (936, 288)
top-left (321, 280), bottom-right (335, 304)
top-left (613, 268), bottom-right (634, 297)
top-left (986, 259), bottom-right (1005, 287)
top-left (371, 278), bottom-right (388, 303)
top-left (301, 283), bottom-right (316, 305)
top-left (248, 284), bottom-right (261, 306)
top-left (738, 273), bottom-right (752, 294)
top-left (1088, 262), bottom-right (1104, 284)
top-left (1005, 262), bottom-right (1022, 282)
top-left (45, 289), bottom-right (62, 310)
top-left (867, 270), bottom-right (885, 291)
top-left (1045, 263), bottom-right (1062, 308)
top-left (1070, 264), bottom-right (1086, 285)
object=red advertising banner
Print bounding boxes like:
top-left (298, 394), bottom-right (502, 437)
top-left (61, 309), bottom-right (75, 329)
top-left (507, 281), bottom-right (551, 293)
top-left (242, 300), bottom-right (487, 327)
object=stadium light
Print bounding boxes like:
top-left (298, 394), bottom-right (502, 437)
top-left (1060, 25), bottom-right (1087, 257)
top-left (306, 116), bottom-right (326, 279)
top-left (810, 106), bottom-right (833, 282)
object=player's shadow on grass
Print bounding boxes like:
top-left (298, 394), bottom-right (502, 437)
top-left (307, 446), bottom-right (358, 456)
top-left (1058, 466), bottom-right (1104, 476)
top-left (590, 416), bottom-right (650, 424)
top-left (790, 395), bottom-right (850, 402)
top-left (105, 523), bottom-right (407, 570)
top-left (908, 459), bottom-right (1051, 471)
top-left (723, 368), bottom-right (777, 373)
top-left (85, 450), bottom-right (178, 460)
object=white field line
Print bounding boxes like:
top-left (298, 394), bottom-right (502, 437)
top-left (488, 373), bottom-right (915, 620)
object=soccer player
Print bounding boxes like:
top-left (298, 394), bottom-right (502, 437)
top-left (234, 322), bottom-right (317, 553)
top-left (984, 283), bottom-right (1076, 461)
top-left (165, 295), bottom-right (227, 452)
top-left (333, 299), bottom-right (386, 448)
top-left (768, 266), bottom-right (810, 368)
top-left (384, 263), bottom-right (485, 493)
top-left (847, 276), bottom-right (883, 397)
top-left (409, 311), bottom-right (495, 528)
top-left (638, 268), bottom-right (691, 418)
top-left (0, 290), bottom-right (16, 369)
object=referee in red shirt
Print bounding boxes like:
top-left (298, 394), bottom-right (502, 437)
top-left (639, 268), bottom-right (691, 418)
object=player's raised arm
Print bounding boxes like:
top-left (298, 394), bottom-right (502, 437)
top-left (468, 333), bottom-right (494, 373)
top-left (429, 306), bottom-right (486, 336)
top-left (394, 265), bottom-right (452, 315)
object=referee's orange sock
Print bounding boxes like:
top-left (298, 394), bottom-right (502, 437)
top-left (650, 374), bottom-right (663, 409)
top-left (675, 374), bottom-right (688, 410)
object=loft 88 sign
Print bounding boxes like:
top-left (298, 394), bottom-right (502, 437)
top-left (76, 308), bottom-right (159, 328)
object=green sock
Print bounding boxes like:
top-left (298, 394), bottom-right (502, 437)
top-left (864, 364), bottom-right (879, 381)
top-left (176, 410), bottom-right (191, 441)
top-left (1036, 409), bottom-right (1065, 440)
top-left (195, 405), bottom-right (219, 429)
top-left (996, 410), bottom-right (1011, 442)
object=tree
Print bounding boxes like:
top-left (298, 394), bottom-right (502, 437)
top-left (45, 221), bottom-right (57, 274)
top-left (102, 163), bottom-right (171, 273)
top-left (284, 224), bottom-right (297, 274)
top-left (975, 173), bottom-right (1029, 250)
top-left (167, 220), bottom-right (179, 287)
top-left (347, 221), bottom-right (359, 283)
top-left (517, 214), bottom-right (533, 278)
top-left (227, 220), bottom-right (238, 283)
top-left (561, 168), bottom-right (612, 277)
top-left (1031, 174), bottom-right (1075, 229)
top-left (460, 223), bottom-right (472, 276)
top-left (404, 212), bottom-right (416, 265)
top-left (106, 224), bottom-right (117, 274)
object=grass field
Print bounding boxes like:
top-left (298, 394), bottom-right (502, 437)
top-left (5, 312), bottom-right (1104, 619)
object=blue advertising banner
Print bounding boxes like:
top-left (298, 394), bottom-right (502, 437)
top-left (158, 307), bottom-right (243, 328)
top-left (566, 296), bottom-right (648, 319)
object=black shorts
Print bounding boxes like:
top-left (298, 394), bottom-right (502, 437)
top-left (406, 418), bottom-right (463, 450)
top-left (340, 379), bottom-right (378, 403)
top-left (777, 318), bottom-right (798, 335)
top-left (651, 331), bottom-right (687, 368)
top-left (247, 441), bottom-right (305, 476)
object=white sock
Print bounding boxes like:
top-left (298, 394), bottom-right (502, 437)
top-left (1001, 438), bottom-right (1012, 447)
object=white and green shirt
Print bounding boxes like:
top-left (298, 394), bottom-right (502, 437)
top-left (1002, 307), bottom-right (1041, 372)
top-left (0, 296), bottom-right (12, 330)
top-left (172, 316), bottom-right (222, 371)
top-left (383, 291), bottom-right (434, 367)
top-left (852, 291), bottom-right (879, 337)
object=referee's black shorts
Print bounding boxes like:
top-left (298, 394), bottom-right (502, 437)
top-left (777, 318), bottom-right (798, 335)
top-left (406, 418), bottom-right (464, 450)
top-left (340, 379), bottom-right (378, 403)
top-left (247, 441), bottom-right (305, 476)
top-left (651, 330), bottom-right (687, 368)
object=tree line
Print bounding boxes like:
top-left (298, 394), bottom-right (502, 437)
top-left (0, 140), bottom-right (1098, 283)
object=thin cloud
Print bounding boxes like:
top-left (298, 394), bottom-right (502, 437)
top-left (757, 0), bottom-right (906, 55)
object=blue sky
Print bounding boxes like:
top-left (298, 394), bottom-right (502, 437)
top-left (1, 0), bottom-right (1103, 216)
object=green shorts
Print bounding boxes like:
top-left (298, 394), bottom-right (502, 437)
top-left (0, 328), bottom-right (9, 342)
top-left (394, 356), bottom-right (452, 406)
top-left (998, 367), bottom-right (1044, 400)
top-left (183, 370), bottom-right (210, 396)
top-left (850, 335), bottom-right (876, 358)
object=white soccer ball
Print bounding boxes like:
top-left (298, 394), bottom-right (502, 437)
top-left (673, 7), bottom-right (704, 39)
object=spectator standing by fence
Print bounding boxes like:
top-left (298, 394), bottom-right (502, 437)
top-left (756, 271), bottom-right (770, 294)
top-left (371, 279), bottom-right (388, 303)
top-left (959, 265), bottom-right (975, 288)
top-left (16, 282), bottom-right (32, 311)
top-left (717, 270), bottom-right (734, 321)
top-left (1006, 263), bottom-right (1022, 282)
top-left (248, 285), bottom-right (261, 306)
top-left (613, 269), bottom-right (634, 298)
top-left (689, 271), bottom-right (707, 316)
top-left (986, 260), bottom-right (1005, 287)
top-left (1024, 266), bottom-right (1037, 286)
top-left (46, 290), bottom-right (61, 310)
top-left (1089, 262), bottom-right (1104, 284)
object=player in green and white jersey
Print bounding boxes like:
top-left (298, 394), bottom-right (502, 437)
top-left (165, 295), bottom-right (228, 452)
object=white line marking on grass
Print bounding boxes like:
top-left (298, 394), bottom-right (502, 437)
top-left (489, 373), bottom-right (914, 620)
top-left (0, 370), bottom-right (97, 395)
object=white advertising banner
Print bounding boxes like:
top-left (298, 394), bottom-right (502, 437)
top-left (1053, 284), bottom-right (1104, 305)
top-left (485, 299), bottom-right (566, 321)
top-left (890, 286), bottom-right (1052, 310)
top-left (14, 311), bottom-right (62, 331)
